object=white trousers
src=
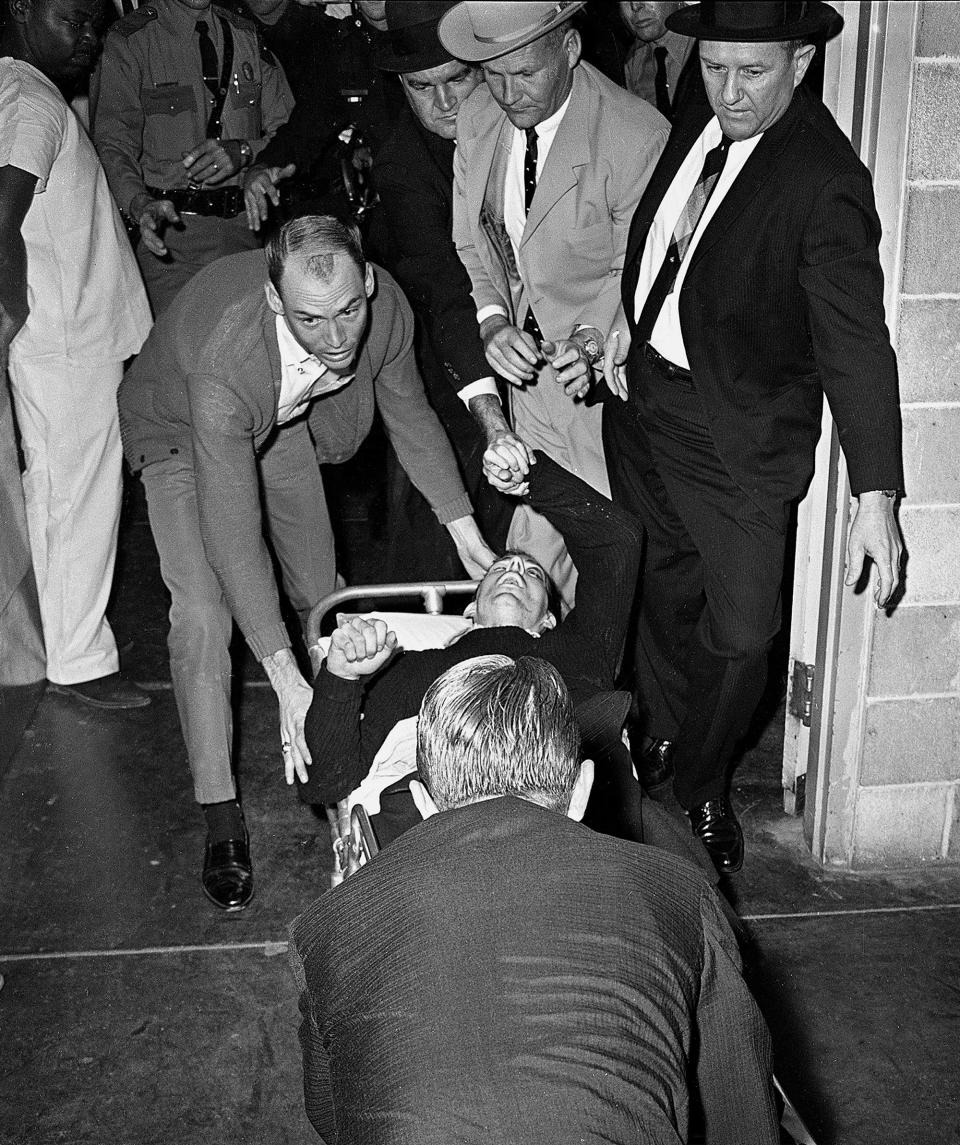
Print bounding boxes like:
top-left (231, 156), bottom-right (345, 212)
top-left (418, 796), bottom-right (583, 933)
top-left (6, 355), bottom-right (123, 683)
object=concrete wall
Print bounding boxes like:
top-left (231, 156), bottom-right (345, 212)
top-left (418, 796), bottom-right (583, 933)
top-left (851, 2), bottom-right (960, 866)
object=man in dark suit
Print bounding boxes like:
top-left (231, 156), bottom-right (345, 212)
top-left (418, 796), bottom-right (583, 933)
top-left (290, 654), bottom-right (779, 1144)
top-left (602, 0), bottom-right (904, 873)
top-left (372, 0), bottom-right (514, 574)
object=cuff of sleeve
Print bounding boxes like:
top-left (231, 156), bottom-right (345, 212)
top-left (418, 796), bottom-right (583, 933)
top-left (316, 664), bottom-right (362, 704)
top-left (433, 492), bottom-right (474, 525)
top-left (459, 377), bottom-right (500, 406)
top-left (247, 624), bottom-right (292, 662)
top-left (476, 304), bottom-right (508, 327)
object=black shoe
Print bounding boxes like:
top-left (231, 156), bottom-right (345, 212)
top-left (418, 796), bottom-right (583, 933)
top-left (631, 735), bottom-right (675, 790)
top-left (48, 673), bottom-right (151, 709)
top-left (202, 832), bottom-right (254, 911)
top-left (688, 797), bottom-right (744, 874)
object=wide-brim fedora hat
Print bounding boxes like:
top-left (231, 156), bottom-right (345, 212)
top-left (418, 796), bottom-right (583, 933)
top-left (666, 1), bottom-right (843, 43)
top-left (438, 1), bottom-right (587, 64)
top-left (374, 1), bottom-right (460, 73)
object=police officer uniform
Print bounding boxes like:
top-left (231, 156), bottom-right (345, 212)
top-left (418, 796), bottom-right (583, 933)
top-left (91, 0), bottom-right (294, 314)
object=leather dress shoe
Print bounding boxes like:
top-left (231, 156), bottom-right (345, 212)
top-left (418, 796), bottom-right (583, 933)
top-left (688, 797), bottom-right (744, 874)
top-left (48, 673), bottom-right (151, 709)
top-left (202, 832), bottom-right (254, 911)
top-left (631, 735), bottom-right (675, 790)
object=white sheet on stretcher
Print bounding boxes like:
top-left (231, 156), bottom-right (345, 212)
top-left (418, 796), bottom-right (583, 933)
top-left (316, 610), bottom-right (474, 816)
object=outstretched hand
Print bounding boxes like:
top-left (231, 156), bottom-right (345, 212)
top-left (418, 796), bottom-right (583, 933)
top-left (244, 163), bottom-right (296, 231)
top-left (326, 617), bottom-right (398, 681)
top-left (845, 492), bottom-right (903, 607)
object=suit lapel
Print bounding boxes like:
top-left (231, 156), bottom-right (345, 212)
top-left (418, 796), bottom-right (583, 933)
top-left (624, 103), bottom-right (711, 270)
top-left (687, 95), bottom-right (802, 271)
top-left (520, 68), bottom-right (589, 248)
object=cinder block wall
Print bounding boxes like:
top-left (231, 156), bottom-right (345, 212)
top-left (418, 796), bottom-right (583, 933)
top-left (852, 1), bottom-right (960, 866)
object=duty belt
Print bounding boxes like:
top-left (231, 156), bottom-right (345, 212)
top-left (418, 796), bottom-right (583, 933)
top-left (147, 185), bottom-right (244, 219)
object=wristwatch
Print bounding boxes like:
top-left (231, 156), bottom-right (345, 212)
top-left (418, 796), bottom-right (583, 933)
top-left (572, 326), bottom-right (605, 366)
top-left (238, 140), bottom-right (253, 168)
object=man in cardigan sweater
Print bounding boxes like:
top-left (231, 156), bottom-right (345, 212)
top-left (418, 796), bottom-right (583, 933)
top-left (118, 215), bottom-right (494, 910)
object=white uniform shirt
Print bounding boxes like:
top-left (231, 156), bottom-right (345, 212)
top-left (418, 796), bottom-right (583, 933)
top-left (634, 116), bottom-right (763, 368)
top-left (0, 58), bottom-right (151, 363)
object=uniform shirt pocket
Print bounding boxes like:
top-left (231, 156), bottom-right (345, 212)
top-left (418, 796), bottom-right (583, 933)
top-left (141, 84), bottom-right (194, 117)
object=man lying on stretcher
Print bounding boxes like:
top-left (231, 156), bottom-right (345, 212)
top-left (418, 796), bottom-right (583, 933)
top-left (300, 451), bottom-right (709, 868)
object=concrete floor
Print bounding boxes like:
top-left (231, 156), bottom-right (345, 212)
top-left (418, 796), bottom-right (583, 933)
top-left (1, 471), bottom-right (959, 1145)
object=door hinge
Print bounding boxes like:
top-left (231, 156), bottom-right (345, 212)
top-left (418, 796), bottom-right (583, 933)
top-left (789, 660), bottom-right (816, 728)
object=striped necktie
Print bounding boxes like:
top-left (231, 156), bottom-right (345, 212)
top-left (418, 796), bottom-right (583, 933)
top-left (636, 133), bottom-right (732, 338)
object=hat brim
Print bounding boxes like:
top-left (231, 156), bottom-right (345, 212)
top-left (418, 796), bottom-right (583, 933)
top-left (438, 0), bottom-right (587, 63)
top-left (666, 2), bottom-right (842, 43)
top-left (374, 37), bottom-right (455, 73)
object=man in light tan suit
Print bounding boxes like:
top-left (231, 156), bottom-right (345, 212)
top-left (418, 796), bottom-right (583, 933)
top-left (440, 0), bottom-right (668, 602)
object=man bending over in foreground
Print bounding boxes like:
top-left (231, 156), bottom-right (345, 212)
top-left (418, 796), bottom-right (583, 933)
top-left (289, 654), bottom-right (780, 1144)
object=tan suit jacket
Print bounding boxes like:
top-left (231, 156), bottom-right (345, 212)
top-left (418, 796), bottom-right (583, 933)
top-left (453, 62), bottom-right (668, 344)
top-left (453, 63), bottom-right (668, 603)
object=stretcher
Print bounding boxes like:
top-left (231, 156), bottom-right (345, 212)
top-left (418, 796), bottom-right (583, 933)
top-left (307, 581), bottom-right (478, 885)
top-left (306, 581), bottom-right (818, 1145)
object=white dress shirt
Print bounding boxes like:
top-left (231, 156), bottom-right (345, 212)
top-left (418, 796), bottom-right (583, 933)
top-left (634, 116), bottom-right (763, 368)
top-left (275, 316), bottom-right (352, 424)
top-left (462, 92), bottom-right (574, 407)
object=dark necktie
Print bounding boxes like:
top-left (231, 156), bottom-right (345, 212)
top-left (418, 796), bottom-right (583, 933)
top-left (636, 133), bottom-right (732, 339)
top-left (653, 45), bottom-right (671, 117)
top-left (523, 126), bottom-right (538, 213)
top-left (196, 20), bottom-right (221, 138)
top-left (522, 127), bottom-right (543, 340)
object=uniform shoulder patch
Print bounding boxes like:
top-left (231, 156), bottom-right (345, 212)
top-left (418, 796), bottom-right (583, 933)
top-left (115, 5), bottom-right (158, 35)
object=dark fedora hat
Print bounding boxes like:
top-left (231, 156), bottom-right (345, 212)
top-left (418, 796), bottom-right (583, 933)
top-left (374, 1), bottom-right (460, 73)
top-left (666, 1), bottom-right (842, 43)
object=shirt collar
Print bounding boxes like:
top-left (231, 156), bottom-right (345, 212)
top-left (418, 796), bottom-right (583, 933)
top-left (276, 313), bottom-right (323, 372)
top-left (527, 89), bottom-right (573, 142)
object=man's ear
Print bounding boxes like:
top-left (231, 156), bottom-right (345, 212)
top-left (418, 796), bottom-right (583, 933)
top-left (410, 779), bottom-right (439, 821)
top-left (264, 280), bottom-right (284, 316)
top-left (566, 758), bottom-right (594, 822)
top-left (462, 598), bottom-right (478, 622)
top-left (793, 43), bottom-right (817, 88)
top-left (538, 610), bottom-right (557, 632)
top-left (9, 0), bottom-right (31, 23)
top-left (363, 263), bottom-right (375, 299)
top-left (564, 26), bottom-right (582, 70)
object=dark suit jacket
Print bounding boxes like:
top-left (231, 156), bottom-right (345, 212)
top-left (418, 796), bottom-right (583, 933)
top-left (622, 86), bottom-right (904, 517)
top-left (375, 105), bottom-right (491, 395)
top-left (289, 796), bottom-right (779, 1144)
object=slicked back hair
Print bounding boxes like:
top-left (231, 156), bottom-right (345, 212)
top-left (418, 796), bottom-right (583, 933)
top-left (416, 655), bottom-right (581, 813)
top-left (265, 214), bottom-right (365, 292)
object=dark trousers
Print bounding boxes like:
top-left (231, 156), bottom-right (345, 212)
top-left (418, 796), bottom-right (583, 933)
top-left (604, 346), bottom-right (787, 809)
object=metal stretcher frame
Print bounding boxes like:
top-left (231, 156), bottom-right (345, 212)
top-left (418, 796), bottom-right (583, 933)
top-left (306, 581), bottom-right (480, 883)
